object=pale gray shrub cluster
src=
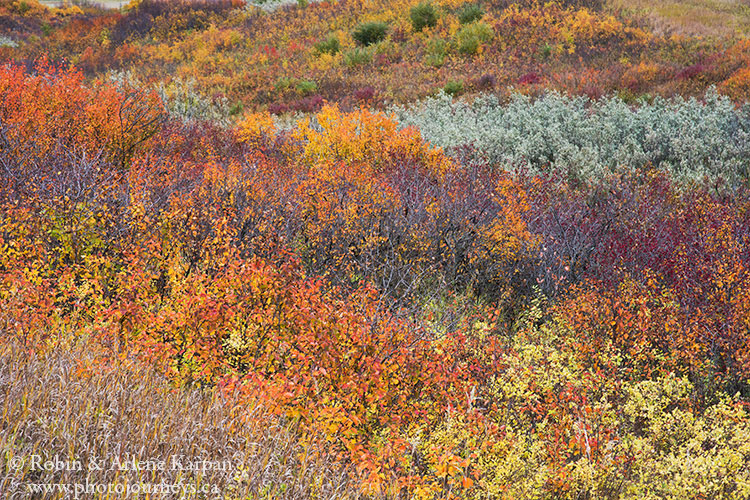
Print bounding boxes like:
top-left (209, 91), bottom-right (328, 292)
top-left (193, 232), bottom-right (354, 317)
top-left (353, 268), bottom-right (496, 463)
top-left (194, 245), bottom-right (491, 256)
top-left (107, 70), bottom-right (231, 126)
top-left (246, 0), bottom-right (322, 12)
top-left (394, 90), bottom-right (750, 187)
top-left (156, 78), bottom-right (232, 127)
top-left (0, 36), bottom-right (18, 48)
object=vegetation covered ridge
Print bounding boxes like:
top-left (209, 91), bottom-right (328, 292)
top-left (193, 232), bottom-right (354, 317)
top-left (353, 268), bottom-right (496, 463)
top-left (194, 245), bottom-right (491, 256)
top-left (1, 58), bottom-right (750, 498)
top-left (1, 0), bottom-right (749, 117)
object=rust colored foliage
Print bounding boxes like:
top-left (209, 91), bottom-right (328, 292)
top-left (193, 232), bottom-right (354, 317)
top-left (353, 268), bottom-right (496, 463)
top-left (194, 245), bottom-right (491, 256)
top-left (3, 61), bottom-right (750, 498)
top-left (531, 170), bottom-right (750, 394)
top-left (0, 63), bottom-right (522, 495)
top-left (0, 59), bottom-right (164, 183)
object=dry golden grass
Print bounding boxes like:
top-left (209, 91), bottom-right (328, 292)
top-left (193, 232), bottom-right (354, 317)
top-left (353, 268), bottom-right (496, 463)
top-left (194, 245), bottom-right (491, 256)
top-left (0, 340), bottom-right (359, 499)
top-left (608, 0), bottom-right (750, 37)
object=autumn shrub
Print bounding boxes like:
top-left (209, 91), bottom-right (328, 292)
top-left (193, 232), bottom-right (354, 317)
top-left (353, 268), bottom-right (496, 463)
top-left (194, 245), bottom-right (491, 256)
top-left (473, 73), bottom-right (496, 89)
top-left (516, 169), bottom-right (750, 397)
top-left (288, 93), bottom-right (325, 112)
top-left (353, 85), bottom-right (376, 103)
top-left (518, 71), bottom-right (542, 85)
top-left (275, 105), bottom-right (538, 303)
top-left (236, 109), bottom-right (276, 141)
top-left (405, 303), bottom-right (750, 498)
top-left (6, 0), bottom-right (46, 16)
top-left (109, 7), bottom-right (154, 45)
top-left (721, 65), bottom-right (750, 101)
top-left (0, 60), bottom-right (164, 185)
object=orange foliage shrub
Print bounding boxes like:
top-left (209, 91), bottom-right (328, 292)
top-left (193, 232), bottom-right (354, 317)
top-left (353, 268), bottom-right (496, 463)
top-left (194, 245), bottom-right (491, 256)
top-left (547, 172), bottom-right (750, 395)
top-left (721, 66), bottom-right (750, 101)
top-left (2, 47), bottom-right (750, 496)
top-left (0, 59), bottom-right (163, 177)
top-left (236, 110), bottom-right (276, 144)
top-left (291, 105), bottom-right (447, 173)
top-left (0, 64), bottom-right (536, 496)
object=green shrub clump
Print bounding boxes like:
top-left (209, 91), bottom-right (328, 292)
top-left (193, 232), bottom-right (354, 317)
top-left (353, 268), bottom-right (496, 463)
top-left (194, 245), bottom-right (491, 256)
top-left (410, 2), bottom-right (438, 32)
top-left (425, 37), bottom-right (448, 67)
top-left (456, 21), bottom-right (493, 55)
top-left (443, 80), bottom-right (464, 96)
top-left (352, 21), bottom-right (388, 46)
top-left (457, 3), bottom-right (483, 24)
top-left (343, 47), bottom-right (372, 67)
top-left (540, 42), bottom-right (553, 59)
top-left (314, 35), bottom-right (340, 55)
top-left (295, 79), bottom-right (318, 95)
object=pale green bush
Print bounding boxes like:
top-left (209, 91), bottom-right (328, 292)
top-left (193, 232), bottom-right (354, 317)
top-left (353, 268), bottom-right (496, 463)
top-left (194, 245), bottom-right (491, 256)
top-left (395, 89), bottom-right (750, 187)
top-left (107, 70), bottom-right (232, 126)
top-left (246, 0), bottom-right (322, 11)
top-left (157, 78), bottom-right (232, 126)
top-left (0, 36), bottom-right (18, 48)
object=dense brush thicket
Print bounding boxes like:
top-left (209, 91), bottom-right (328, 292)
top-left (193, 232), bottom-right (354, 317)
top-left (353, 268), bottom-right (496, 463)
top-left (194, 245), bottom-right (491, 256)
top-left (2, 0), bottom-right (750, 496)
top-left (1, 61), bottom-right (750, 498)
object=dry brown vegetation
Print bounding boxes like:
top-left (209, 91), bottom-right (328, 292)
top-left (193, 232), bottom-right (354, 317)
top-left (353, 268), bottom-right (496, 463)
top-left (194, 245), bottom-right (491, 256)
top-left (608, 0), bottom-right (750, 37)
top-left (0, 339), bottom-right (359, 499)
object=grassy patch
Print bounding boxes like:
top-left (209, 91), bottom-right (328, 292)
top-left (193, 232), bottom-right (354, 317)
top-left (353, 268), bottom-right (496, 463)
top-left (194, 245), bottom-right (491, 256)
top-left (0, 341), bottom-right (357, 499)
top-left (609, 0), bottom-right (750, 37)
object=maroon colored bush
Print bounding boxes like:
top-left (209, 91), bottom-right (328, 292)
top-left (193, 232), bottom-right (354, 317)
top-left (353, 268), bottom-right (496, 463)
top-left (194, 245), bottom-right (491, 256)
top-left (518, 72), bottom-right (541, 85)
